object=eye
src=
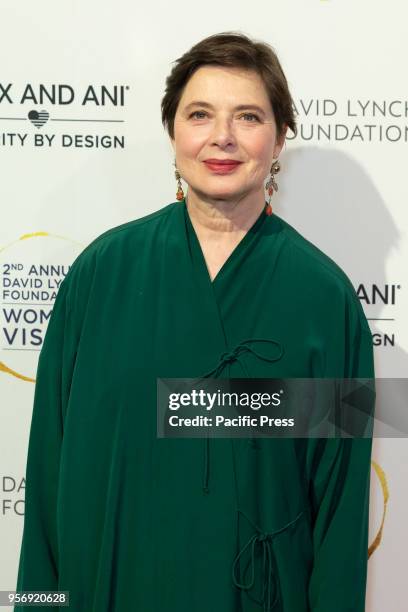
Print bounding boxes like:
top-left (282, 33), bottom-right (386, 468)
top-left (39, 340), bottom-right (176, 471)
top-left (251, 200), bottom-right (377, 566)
top-left (189, 110), bottom-right (208, 119)
top-left (240, 113), bottom-right (260, 122)
top-left (188, 110), bottom-right (261, 122)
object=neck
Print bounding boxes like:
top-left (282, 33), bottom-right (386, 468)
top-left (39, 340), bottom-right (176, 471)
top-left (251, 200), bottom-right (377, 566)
top-left (185, 189), bottom-right (265, 238)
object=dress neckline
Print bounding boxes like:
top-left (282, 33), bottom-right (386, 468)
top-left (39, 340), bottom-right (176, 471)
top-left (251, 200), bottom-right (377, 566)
top-left (182, 197), bottom-right (268, 286)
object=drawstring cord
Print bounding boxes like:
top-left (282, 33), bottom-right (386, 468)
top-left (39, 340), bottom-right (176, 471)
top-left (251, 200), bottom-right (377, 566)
top-left (196, 337), bottom-right (293, 610)
top-left (200, 337), bottom-right (284, 379)
top-left (232, 508), bottom-right (304, 611)
top-left (198, 338), bottom-right (284, 494)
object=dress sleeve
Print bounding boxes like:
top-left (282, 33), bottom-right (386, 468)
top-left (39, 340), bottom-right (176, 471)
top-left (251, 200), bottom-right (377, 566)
top-left (307, 296), bottom-right (375, 611)
top-left (14, 275), bottom-right (77, 610)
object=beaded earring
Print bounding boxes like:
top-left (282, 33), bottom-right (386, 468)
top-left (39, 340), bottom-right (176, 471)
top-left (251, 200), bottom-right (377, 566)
top-left (174, 160), bottom-right (185, 201)
top-left (265, 159), bottom-right (280, 216)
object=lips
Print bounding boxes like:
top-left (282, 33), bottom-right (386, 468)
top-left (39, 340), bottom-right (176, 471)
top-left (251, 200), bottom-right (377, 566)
top-left (204, 159), bottom-right (241, 165)
top-left (203, 160), bottom-right (242, 172)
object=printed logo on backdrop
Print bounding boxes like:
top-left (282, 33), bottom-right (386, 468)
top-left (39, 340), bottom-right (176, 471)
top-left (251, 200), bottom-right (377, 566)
top-left (358, 282), bottom-right (402, 348)
top-left (0, 233), bottom-right (83, 382)
top-left (0, 83), bottom-right (128, 149)
top-left (2, 475), bottom-right (25, 517)
top-left (290, 98), bottom-right (407, 143)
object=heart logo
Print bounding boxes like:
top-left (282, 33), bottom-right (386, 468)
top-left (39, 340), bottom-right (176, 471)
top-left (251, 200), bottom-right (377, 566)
top-left (28, 109), bottom-right (50, 128)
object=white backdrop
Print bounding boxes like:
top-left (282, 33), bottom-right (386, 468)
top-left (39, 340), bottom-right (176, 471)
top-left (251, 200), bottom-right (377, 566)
top-left (1, 1), bottom-right (407, 610)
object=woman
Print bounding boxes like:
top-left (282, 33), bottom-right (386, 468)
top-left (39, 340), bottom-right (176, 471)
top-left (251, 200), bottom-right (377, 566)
top-left (15, 32), bottom-right (374, 611)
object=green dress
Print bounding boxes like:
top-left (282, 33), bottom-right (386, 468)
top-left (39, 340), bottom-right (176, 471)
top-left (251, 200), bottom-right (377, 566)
top-left (15, 198), bottom-right (374, 612)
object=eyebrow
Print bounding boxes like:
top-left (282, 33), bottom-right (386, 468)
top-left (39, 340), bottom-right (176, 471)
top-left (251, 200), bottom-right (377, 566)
top-left (183, 101), bottom-right (267, 117)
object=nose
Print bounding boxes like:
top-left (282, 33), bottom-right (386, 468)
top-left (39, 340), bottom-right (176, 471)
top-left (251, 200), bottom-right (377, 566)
top-left (210, 115), bottom-right (237, 148)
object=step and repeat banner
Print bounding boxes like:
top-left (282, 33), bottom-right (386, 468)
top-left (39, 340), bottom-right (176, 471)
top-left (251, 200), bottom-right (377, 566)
top-left (1, 1), bottom-right (407, 610)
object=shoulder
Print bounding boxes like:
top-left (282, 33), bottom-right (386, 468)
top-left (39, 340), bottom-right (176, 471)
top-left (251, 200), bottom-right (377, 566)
top-left (87, 200), bottom-right (177, 245)
top-left (273, 213), bottom-right (371, 335)
top-left (72, 201), bottom-right (176, 264)
top-left (274, 213), bottom-right (356, 295)
top-left (58, 201), bottom-right (178, 313)
top-left (63, 201), bottom-right (177, 282)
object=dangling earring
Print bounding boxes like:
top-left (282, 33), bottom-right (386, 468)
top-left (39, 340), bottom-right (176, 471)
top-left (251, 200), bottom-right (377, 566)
top-left (174, 160), bottom-right (185, 201)
top-left (265, 159), bottom-right (280, 216)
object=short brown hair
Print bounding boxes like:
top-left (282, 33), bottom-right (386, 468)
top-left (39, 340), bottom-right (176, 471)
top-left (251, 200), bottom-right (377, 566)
top-left (161, 31), bottom-right (297, 142)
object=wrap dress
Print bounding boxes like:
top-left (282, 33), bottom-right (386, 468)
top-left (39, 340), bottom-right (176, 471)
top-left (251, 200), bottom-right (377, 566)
top-left (15, 197), bottom-right (374, 611)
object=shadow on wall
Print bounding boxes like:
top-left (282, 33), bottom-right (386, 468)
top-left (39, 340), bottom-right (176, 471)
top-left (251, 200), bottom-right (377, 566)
top-left (277, 145), bottom-right (405, 378)
top-left (278, 146), bottom-right (407, 612)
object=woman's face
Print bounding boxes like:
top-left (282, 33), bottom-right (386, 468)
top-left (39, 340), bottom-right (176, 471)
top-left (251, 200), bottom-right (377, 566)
top-left (171, 65), bottom-right (287, 204)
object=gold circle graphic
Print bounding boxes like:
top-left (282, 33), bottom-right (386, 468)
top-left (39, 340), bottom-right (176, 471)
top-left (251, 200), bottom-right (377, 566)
top-left (0, 231), bottom-right (83, 383)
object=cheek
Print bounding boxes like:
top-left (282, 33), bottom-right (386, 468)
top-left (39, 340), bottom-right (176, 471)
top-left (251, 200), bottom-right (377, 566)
top-left (246, 133), bottom-right (274, 159)
top-left (244, 141), bottom-right (273, 176)
top-left (175, 125), bottom-right (207, 158)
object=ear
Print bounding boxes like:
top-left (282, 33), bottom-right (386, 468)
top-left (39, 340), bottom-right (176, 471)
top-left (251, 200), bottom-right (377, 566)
top-left (274, 124), bottom-right (288, 157)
